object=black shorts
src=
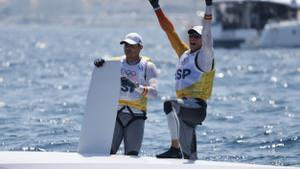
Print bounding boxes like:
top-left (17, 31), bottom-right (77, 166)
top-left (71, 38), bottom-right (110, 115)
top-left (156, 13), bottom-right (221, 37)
top-left (177, 99), bottom-right (207, 126)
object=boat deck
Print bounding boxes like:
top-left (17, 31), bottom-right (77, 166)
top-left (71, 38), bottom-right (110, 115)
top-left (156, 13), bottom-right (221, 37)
top-left (0, 152), bottom-right (298, 169)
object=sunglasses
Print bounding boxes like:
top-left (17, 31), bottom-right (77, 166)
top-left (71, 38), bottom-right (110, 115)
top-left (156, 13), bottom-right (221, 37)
top-left (189, 34), bottom-right (202, 39)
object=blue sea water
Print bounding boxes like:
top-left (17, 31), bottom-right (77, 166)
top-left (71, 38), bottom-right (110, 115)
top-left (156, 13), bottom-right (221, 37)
top-left (0, 24), bottom-right (300, 166)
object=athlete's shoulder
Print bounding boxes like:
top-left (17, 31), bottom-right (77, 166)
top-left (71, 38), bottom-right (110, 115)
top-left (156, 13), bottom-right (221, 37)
top-left (141, 56), bottom-right (153, 62)
top-left (139, 56), bottom-right (156, 71)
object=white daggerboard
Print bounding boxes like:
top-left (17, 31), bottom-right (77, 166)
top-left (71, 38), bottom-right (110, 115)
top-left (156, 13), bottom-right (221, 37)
top-left (78, 60), bottom-right (120, 155)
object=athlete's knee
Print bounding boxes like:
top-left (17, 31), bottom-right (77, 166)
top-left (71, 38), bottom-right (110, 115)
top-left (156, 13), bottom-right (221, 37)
top-left (126, 151), bottom-right (139, 156)
top-left (164, 101), bottom-right (173, 115)
top-left (178, 106), bottom-right (206, 126)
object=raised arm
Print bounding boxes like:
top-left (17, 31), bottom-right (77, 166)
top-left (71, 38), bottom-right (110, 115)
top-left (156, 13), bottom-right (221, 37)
top-left (149, 0), bottom-right (189, 57)
top-left (197, 0), bottom-right (215, 72)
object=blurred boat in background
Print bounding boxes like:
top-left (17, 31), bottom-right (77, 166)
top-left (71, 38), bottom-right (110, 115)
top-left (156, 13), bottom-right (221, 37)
top-left (211, 0), bottom-right (300, 48)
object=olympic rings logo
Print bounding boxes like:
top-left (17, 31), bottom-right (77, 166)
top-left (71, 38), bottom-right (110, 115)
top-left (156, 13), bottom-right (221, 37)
top-left (121, 68), bottom-right (137, 78)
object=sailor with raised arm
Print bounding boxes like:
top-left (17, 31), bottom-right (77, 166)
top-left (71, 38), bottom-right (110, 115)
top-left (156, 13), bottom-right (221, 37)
top-left (94, 32), bottom-right (158, 156)
top-left (148, 0), bottom-right (215, 159)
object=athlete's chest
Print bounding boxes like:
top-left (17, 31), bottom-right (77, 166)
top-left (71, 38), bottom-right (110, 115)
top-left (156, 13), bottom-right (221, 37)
top-left (121, 62), bottom-right (145, 81)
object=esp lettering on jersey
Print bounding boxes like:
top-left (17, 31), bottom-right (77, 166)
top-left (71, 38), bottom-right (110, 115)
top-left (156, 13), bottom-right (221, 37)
top-left (175, 68), bottom-right (191, 80)
top-left (175, 56), bottom-right (192, 80)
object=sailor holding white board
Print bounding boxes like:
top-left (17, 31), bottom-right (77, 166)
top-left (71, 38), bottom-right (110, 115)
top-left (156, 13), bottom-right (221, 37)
top-left (94, 32), bottom-right (158, 156)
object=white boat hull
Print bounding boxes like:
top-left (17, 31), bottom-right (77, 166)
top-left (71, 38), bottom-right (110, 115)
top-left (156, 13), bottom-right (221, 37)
top-left (259, 20), bottom-right (300, 48)
top-left (0, 152), bottom-right (298, 169)
top-left (211, 0), bottom-right (300, 48)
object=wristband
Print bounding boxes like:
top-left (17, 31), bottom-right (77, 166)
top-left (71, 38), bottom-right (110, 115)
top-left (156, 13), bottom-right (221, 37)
top-left (154, 6), bottom-right (160, 11)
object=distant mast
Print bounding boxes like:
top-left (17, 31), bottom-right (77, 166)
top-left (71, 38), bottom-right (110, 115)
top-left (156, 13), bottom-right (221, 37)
top-left (290, 0), bottom-right (299, 19)
top-left (290, 0), bottom-right (298, 8)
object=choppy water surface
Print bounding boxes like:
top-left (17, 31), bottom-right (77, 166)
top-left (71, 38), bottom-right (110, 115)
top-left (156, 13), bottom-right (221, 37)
top-left (0, 25), bottom-right (299, 166)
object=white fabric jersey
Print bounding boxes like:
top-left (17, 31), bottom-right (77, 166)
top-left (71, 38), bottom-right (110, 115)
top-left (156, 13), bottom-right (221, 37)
top-left (118, 55), bottom-right (158, 113)
top-left (175, 50), bottom-right (203, 90)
